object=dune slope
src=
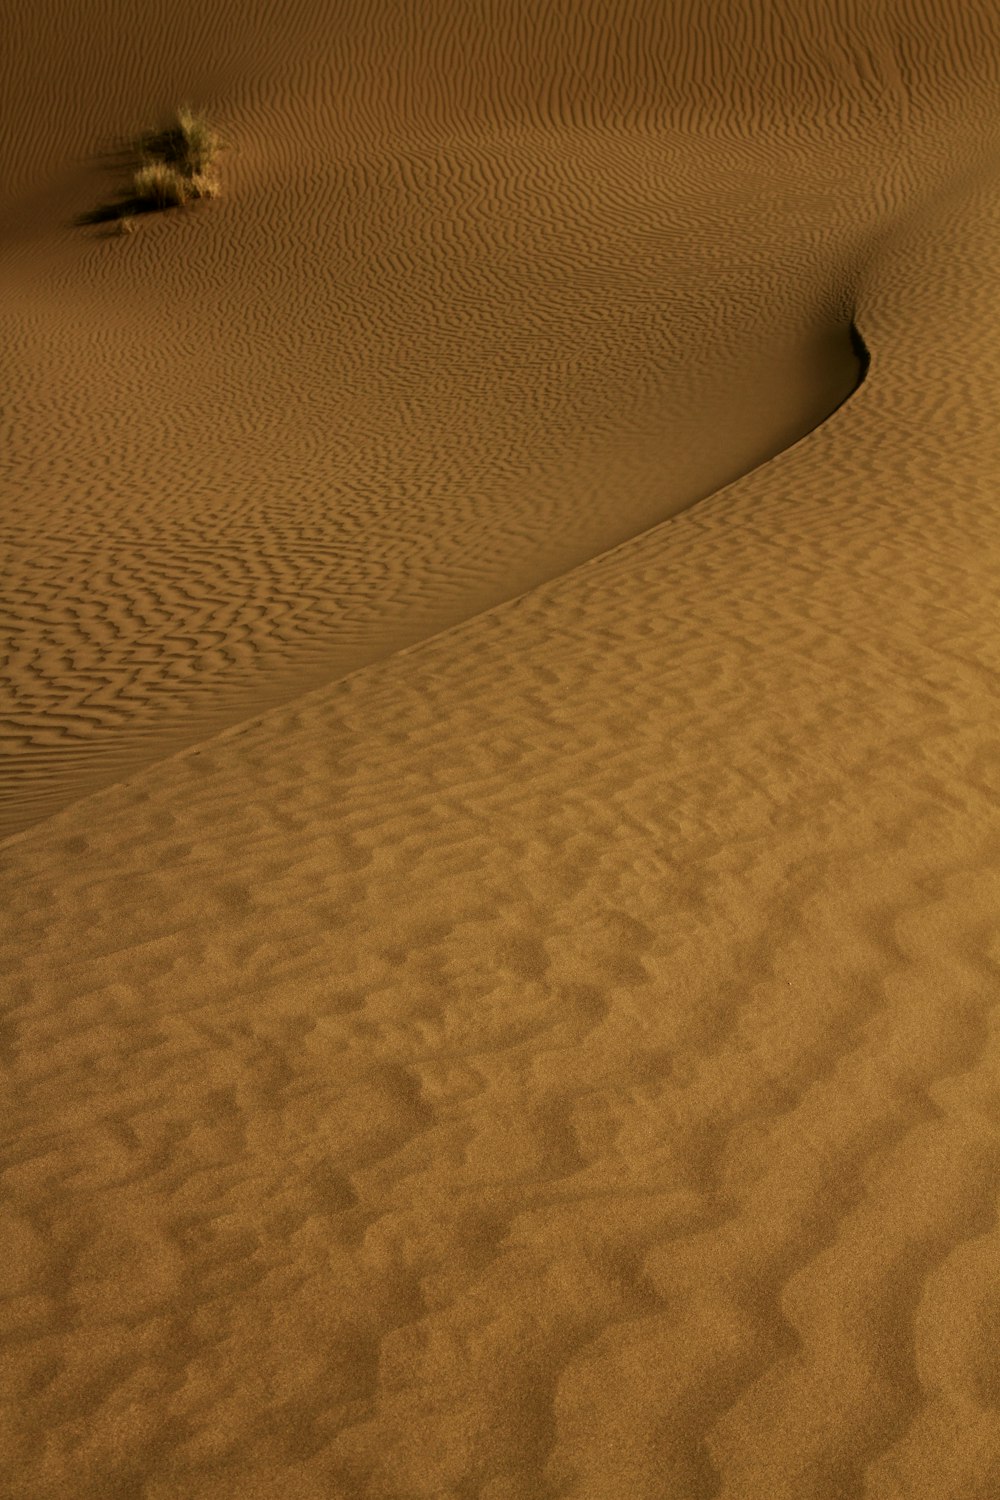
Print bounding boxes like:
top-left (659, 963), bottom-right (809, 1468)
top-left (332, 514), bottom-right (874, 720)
top-left (4, 2), bottom-right (1000, 1498)
top-left (4, 0), bottom-right (991, 838)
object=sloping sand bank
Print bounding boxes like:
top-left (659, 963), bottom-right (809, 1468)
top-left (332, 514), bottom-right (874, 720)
top-left (4, 2), bottom-right (1000, 1497)
top-left (4, 0), bottom-right (992, 840)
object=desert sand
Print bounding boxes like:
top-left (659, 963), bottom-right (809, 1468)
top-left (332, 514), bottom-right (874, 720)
top-left (3, 1), bottom-right (1000, 1496)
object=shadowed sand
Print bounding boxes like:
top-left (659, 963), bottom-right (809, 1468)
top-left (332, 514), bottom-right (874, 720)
top-left (4, 2), bottom-right (1000, 1498)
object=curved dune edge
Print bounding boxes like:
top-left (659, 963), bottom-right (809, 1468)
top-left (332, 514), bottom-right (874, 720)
top-left (6, 3), bottom-right (1000, 1498)
top-left (2, 137), bottom-right (869, 848)
top-left (0, 310), bottom-right (868, 847)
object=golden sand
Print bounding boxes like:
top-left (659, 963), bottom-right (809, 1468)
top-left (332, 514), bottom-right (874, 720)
top-left (3, 2), bottom-right (1000, 1495)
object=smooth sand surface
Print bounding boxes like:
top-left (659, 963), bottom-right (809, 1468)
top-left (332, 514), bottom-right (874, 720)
top-left (4, 2), bottom-right (1000, 1496)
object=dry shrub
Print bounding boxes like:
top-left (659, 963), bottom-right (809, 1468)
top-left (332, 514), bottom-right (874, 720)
top-left (139, 106), bottom-right (220, 180)
top-left (132, 161), bottom-right (190, 208)
top-left (80, 104), bottom-right (221, 231)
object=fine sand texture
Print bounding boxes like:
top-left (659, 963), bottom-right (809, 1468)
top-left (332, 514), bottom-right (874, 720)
top-left (4, 2), bottom-right (1000, 1497)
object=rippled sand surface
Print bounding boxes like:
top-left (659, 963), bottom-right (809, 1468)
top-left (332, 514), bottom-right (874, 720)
top-left (4, 2), bottom-right (1000, 1496)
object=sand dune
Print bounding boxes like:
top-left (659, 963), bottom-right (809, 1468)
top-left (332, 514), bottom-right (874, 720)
top-left (3, 104), bottom-right (870, 836)
top-left (4, 1), bottom-right (1000, 1497)
top-left (6, 0), bottom-right (993, 839)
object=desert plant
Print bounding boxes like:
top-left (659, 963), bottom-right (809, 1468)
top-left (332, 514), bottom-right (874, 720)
top-left (131, 106), bottom-right (220, 211)
top-left (175, 105), bottom-right (219, 176)
top-left (186, 169), bottom-right (219, 200)
top-left (80, 104), bottom-right (221, 229)
top-left (138, 105), bottom-right (220, 179)
top-left (132, 160), bottom-right (191, 209)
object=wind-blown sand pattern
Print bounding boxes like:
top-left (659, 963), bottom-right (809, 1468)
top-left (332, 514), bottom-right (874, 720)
top-left (4, 1), bottom-right (1000, 1496)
